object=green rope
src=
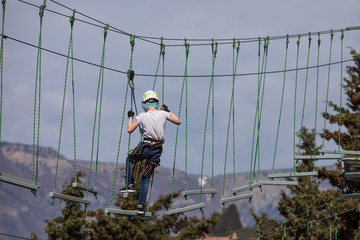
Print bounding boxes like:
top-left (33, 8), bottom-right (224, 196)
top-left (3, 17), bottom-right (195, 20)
top-left (282, 220), bottom-right (286, 240)
top-left (109, 37), bottom-right (134, 206)
top-left (312, 33), bottom-right (321, 171)
top-left (298, 33), bottom-right (312, 152)
top-left (199, 40), bottom-right (217, 203)
top-left (322, 31), bottom-right (334, 147)
top-left (251, 38), bottom-right (269, 184)
top-left (272, 35), bottom-right (289, 173)
top-left (306, 211), bottom-right (310, 240)
top-left (310, 221), bottom-right (313, 240)
top-left (161, 43), bottom-right (165, 105)
top-left (338, 31), bottom-right (344, 151)
top-left (233, 41), bottom-right (240, 189)
top-left (222, 40), bottom-right (240, 196)
top-left (293, 36), bottom-right (300, 179)
top-left (152, 38), bottom-right (163, 91)
top-left (329, 201), bottom-right (333, 240)
top-left (33, 1), bottom-right (47, 184)
top-left (53, 11), bottom-right (75, 192)
top-left (0, 0), bottom-right (6, 145)
top-left (170, 40), bottom-right (189, 209)
top-left (334, 212), bottom-right (338, 240)
top-left (87, 24), bottom-right (108, 197)
top-left (69, 11), bottom-right (77, 182)
top-left (256, 225), bottom-right (260, 240)
top-left (249, 37), bottom-right (263, 187)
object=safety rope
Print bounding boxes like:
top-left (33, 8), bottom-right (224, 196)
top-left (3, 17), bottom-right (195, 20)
top-left (53, 10), bottom-right (76, 193)
top-left (199, 40), bottom-right (217, 203)
top-left (222, 39), bottom-right (240, 196)
top-left (170, 40), bottom-right (189, 209)
top-left (109, 35), bottom-right (134, 207)
top-left (329, 201), bottom-right (333, 240)
top-left (87, 24), bottom-right (108, 197)
top-left (249, 38), bottom-right (263, 187)
top-left (321, 31), bottom-right (334, 147)
top-left (152, 38), bottom-right (163, 91)
top-left (250, 37), bottom-right (269, 185)
top-left (32, 0), bottom-right (47, 185)
top-left (312, 33), bottom-right (321, 171)
top-left (293, 36), bottom-right (300, 178)
top-left (272, 35), bottom-right (289, 173)
top-left (0, 0), bottom-right (6, 144)
top-left (338, 31), bottom-right (344, 151)
top-left (298, 33), bottom-right (312, 152)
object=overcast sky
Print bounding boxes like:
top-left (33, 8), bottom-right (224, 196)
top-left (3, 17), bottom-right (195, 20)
top-left (2, 0), bottom-right (360, 182)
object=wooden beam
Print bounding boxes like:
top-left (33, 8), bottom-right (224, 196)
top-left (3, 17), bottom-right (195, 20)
top-left (105, 208), bottom-right (151, 217)
top-left (219, 193), bottom-right (254, 205)
top-left (268, 172), bottom-right (318, 178)
top-left (231, 181), bottom-right (263, 194)
top-left (0, 172), bottom-right (40, 191)
top-left (165, 203), bottom-right (205, 215)
top-left (49, 192), bottom-right (91, 205)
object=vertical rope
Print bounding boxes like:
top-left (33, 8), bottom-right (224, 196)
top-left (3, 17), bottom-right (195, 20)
top-left (293, 36), bottom-right (300, 178)
top-left (87, 24), bottom-right (108, 197)
top-left (272, 35), bottom-right (289, 173)
top-left (53, 11), bottom-right (75, 192)
top-left (298, 33), bottom-right (312, 151)
top-left (152, 38), bottom-right (163, 91)
top-left (338, 31), bottom-right (344, 151)
top-left (233, 41), bottom-right (240, 189)
top-left (222, 40), bottom-right (239, 196)
top-left (33, 1), bottom-right (47, 184)
top-left (170, 40), bottom-right (189, 209)
top-left (249, 37), bottom-right (262, 187)
top-left (200, 40), bottom-right (217, 203)
top-left (322, 31), bottom-right (334, 147)
top-left (312, 33), bottom-right (321, 171)
top-left (329, 201), bottom-right (333, 240)
top-left (0, 0), bottom-right (6, 145)
top-left (161, 42), bottom-right (165, 105)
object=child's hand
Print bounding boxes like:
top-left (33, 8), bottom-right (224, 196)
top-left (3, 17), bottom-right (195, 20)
top-left (128, 110), bottom-right (135, 118)
top-left (161, 104), bottom-right (170, 112)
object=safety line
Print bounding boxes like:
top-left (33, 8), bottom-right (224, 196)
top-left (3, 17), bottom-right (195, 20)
top-left (16, 0), bottom-right (360, 46)
top-left (2, 33), bottom-right (354, 79)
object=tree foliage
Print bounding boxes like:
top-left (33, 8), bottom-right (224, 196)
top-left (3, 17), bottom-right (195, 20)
top-left (210, 204), bottom-right (243, 237)
top-left (44, 170), bottom-right (217, 240)
top-left (250, 49), bottom-right (360, 239)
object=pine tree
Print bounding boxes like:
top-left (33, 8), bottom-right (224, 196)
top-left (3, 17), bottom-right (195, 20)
top-left (210, 204), bottom-right (243, 237)
top-left (250, 49), bottom-right (360, 239)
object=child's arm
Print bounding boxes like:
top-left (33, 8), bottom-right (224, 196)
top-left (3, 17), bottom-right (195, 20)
top-left (127, 110), bottom-right (140, 133)
top-left (161, 105), bottom-right (181, 125)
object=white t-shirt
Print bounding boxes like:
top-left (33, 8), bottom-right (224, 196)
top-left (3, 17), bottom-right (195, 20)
top-left (136, 110), bottom-right (170, 140)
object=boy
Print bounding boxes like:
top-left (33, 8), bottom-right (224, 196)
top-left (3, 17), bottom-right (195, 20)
top-left (120, 90), bottom-right (181, 214)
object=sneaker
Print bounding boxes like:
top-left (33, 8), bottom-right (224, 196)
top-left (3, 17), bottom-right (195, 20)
top-left (119, 184), bottom-right (136, 194)
top-left (136, 204), bottom-right (145, 215)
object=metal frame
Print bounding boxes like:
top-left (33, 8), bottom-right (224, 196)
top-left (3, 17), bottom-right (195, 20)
top-left (268, 172), bottom-right (318, 178)
top-left (182, 189), bottom-right (216, 197)
top-left (49, 191), bottom-right (91, 205)
top-left (72, 182), bottom-right (99, 197)
top-left (0, 172), bottom-right (41, 191)
top-left (231, 181), bottom-right (263, 194)
top-left (219, 193), bottom-right (254, 205)
top-left (105, 207), bottom-right (151, 217)
top-left (295, 154), bottom-right (343, 160)
top-left (165, 203), bottom-right (205, 215)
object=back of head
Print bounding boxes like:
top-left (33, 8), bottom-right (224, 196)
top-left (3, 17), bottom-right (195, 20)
top-left (142, 90), bottom-right (159, 111)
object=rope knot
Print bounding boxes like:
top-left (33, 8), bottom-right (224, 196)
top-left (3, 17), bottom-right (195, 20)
top-left (103, 24), bottom-right (109, 40)
top-left (39, 3), bottom-right (46, 18)
top-left (69, 10), bottom-right (76, 26)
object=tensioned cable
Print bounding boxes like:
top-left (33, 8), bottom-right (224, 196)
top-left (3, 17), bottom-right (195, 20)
top-left (0, 232), bottom-right (34, 240)
top-left (0, 0), bottom-right (6, 144)
top-left (18, 0), bottom-right (160, 46)
top-left (2, 33), bottom-right (353, 78)
top-left (16, 0), bottom-right (360, 46)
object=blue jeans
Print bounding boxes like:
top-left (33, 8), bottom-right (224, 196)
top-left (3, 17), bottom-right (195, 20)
top-left (125, 142), bottom-right (162, 205)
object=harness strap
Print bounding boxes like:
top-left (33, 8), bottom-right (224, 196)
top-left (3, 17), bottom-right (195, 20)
top-left (142, 161), bottom-right (160, 177)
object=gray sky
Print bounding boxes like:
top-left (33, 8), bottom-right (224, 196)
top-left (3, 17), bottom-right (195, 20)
top-left (2, 0), bottom-right (360, 180)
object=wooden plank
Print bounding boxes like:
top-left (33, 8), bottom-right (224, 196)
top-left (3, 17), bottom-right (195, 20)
top-left (295, 154), bottom-right (343, 160)
top-left (49, 192), bottom-right (91, 205)
top-left (268, 172), bottom-right (318, 178)
top-left (72, 182), bottom-right (99, 196)
top-left (219, 193), bottom-right (254, 205)
top-left (341, 193), bottom-right (360, 198)
top-left (231, 181), bottom-right (263, 194)
top-left (262, 180), bottom-right (299, 186)
top-left (105, 208), bottom-right (151, 217)
top-left (165, 203), bottom-right (205, 215)
top-left (319, 149), bottom-right (360, 155)
top-left (182, 189), bottom-right (216, 196)
top-left (0, 173), bottom-right (41, 191)
top-left (344, 172), bottom-right (360, 179)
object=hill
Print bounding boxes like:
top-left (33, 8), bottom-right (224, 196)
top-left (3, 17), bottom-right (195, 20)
top-left (1, 142), bottom-right (295, 239)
